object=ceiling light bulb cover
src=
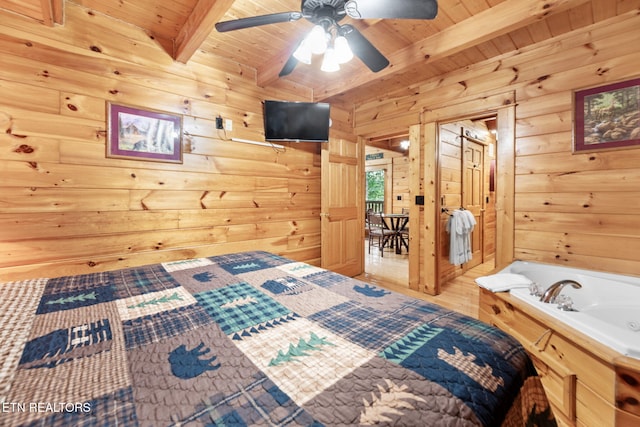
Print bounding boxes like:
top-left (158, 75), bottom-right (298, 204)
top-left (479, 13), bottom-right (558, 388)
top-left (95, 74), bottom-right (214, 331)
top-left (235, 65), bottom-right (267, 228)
top-left (321, 47), bottom-right (340, 72)
top-left (334, 35), bottom-right (353, 64)
top-left (293, 40), bottom-right (312, 64)
top-left (308, 25), bottom-right (328, 55)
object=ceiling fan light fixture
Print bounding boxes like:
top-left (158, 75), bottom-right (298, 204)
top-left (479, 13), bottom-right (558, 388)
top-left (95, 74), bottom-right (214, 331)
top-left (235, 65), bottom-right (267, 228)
top-left (217, 0), bottom-right (440, 77)
top-left (308, 25), bottom-right (328, 55)
top-left (334, 35), bottom-right (353, 64)
top-left (293, 40), bottom-right (313, 64)
top-left (321, 47), bottom-right (340, 72)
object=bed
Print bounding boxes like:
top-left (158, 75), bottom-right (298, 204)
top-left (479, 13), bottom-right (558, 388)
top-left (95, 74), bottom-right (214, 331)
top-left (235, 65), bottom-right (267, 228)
top-left (0, 251), bottom-right (555, 426)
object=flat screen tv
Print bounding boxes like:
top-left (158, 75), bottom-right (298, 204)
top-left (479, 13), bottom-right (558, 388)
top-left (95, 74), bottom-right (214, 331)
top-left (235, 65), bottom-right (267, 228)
top-left (263, 100), bottom-right (330, 143)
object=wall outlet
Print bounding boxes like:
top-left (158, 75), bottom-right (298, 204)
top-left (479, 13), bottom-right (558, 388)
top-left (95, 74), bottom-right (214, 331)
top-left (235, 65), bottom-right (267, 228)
top-left (215, 116), bottom-right (223, 129)
top-left (225, 119), bottom-right (233, 131)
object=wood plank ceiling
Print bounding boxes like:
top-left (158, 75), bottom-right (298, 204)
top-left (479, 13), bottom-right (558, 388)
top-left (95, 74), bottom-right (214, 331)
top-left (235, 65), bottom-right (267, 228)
top-left (1, 0), bottom-right (637, 113)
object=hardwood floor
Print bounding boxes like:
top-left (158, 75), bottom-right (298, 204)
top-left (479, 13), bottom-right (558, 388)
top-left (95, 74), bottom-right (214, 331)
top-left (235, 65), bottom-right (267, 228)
top-left (356, 239), bottom-right (495, 319)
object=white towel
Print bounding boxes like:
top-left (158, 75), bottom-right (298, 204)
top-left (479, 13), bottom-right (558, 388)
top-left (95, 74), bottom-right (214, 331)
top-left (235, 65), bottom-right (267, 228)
top-left (446, 209), bottom-right (477, 265)
top-left (475, 273), bottom-right (533, 292)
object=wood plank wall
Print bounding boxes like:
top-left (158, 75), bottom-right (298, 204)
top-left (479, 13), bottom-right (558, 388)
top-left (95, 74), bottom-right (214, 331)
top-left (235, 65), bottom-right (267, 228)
top-left (484, 148), bottom-right (496, 263)
top-left (0, 3), bottom-right (354, 281)
top-left (391, 157), bottom-right (410, 214)
top-left (355, 9), bottom-right (640, 279)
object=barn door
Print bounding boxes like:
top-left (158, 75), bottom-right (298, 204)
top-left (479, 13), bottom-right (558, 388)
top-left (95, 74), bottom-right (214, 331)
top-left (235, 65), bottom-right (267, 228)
top-left (462, 136), bottom-right (484, 270)
top-left (320, 138), bottom-right (363, 276)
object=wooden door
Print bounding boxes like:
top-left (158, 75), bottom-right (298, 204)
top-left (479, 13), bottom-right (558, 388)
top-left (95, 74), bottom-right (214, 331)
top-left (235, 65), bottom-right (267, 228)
top-left (462, 138), bottom-right (484, 270)
top-left (321, 138), bottom-right (363, 276)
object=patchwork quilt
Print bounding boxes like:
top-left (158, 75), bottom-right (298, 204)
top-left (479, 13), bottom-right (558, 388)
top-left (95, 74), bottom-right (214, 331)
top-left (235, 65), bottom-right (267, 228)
top-left (0, 251), bottom-right (556, 426)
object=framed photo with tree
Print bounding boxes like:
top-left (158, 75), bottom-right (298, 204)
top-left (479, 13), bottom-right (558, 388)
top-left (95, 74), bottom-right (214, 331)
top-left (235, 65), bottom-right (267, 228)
top-left (107, 102), bottom-right (183, 163)
top-left (573, 77), bottom-right (640, 153)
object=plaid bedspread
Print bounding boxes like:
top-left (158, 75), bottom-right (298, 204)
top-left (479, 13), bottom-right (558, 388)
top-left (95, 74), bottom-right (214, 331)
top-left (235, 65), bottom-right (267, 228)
top-left (0, 251), bottom-right (555, 426)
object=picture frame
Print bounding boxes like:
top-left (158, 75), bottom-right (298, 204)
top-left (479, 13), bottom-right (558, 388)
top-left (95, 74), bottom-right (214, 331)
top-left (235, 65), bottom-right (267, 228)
top-left (573, 77), bottom-right (640, 153)
top-left (107, 102), bottom-right (183, 163)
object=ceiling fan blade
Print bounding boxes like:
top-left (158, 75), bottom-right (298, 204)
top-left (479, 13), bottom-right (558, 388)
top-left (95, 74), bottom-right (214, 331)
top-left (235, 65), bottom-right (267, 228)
top-left (345, 0), bottom-right (438, 20)
top-left (340, 25), bottom-right (389, 72)
top-left (279, 54), bottom-right (299, 77)
top-left (279, 35), bottom-right (309, 77)
top-left (215, 11), bottom-right (302, 32)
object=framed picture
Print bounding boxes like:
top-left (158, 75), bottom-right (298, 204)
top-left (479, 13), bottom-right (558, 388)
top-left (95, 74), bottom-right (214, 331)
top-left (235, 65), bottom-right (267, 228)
top-left (107, 102), bottom-right (183, 163)
top-left (573, 77), bottom-right (640, 153)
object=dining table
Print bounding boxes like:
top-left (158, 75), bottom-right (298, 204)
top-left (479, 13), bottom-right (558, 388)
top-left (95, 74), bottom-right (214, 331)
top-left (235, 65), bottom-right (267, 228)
top-left (381, 213), bottom-right (409, 254)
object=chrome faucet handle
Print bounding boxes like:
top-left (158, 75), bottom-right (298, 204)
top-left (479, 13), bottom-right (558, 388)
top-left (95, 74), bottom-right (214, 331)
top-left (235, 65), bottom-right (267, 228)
top-left (528, 282), bottom-right (543, 297)
top-left (556, 295), bottom-right (577, 312)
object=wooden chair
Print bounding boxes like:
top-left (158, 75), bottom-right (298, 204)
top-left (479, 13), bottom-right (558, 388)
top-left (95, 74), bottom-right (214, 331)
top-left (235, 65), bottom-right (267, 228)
top-left (367, 212), bottom-right (396, 256)
top-left (364, 208), bottom-right (373, 233)
top-left (399, 208), bottom-right (410, 252)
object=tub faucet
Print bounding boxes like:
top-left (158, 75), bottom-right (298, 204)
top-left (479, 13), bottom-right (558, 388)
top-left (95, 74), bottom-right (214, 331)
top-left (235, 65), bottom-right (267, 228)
top-left (540, 280), bottom-right (582, 303)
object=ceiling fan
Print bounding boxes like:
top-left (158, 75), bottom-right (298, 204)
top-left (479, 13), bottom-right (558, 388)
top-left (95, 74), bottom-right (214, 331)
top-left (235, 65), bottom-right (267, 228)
top-left (215, 0), bottom-right (438, 76)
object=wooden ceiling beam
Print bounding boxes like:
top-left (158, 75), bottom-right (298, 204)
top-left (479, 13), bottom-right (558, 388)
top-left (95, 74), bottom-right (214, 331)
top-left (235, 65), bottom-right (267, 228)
top-left (51, 0), bottom-right (62, 24)
top-left (314, 0), bottom-right (591, 101)
top-left (368, 132), bottom-right (409, 143)
top-left (174, 0), bottom-right (236, 63)
top-left (366, 139), bottom-right (407, 154)
top-left (40, 0), bottom-right (63, 26)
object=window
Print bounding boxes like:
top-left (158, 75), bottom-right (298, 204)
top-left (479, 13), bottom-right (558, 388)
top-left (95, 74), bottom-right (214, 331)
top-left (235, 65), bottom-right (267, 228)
top-left (366, 169), bottom-right (385, 213)
top-left (366, 170), bottom-right (384, 200)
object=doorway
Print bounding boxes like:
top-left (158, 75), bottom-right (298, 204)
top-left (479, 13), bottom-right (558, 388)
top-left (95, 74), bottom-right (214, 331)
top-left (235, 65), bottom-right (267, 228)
top-left (347, 92), bottom-right (515, 295)
top-left (438, 116), bottom-right (497, 284)
top-left (363, 137), bottom-right (411, 286)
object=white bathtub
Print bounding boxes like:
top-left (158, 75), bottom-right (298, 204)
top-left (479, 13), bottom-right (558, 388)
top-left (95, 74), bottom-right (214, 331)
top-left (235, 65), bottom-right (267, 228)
top-left (497, 261), bottom-right (640, 359)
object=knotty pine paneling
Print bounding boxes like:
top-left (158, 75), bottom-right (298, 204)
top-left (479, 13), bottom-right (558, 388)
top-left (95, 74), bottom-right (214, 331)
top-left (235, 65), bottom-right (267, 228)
top-left (0, 3), bottom-right (340, 281)
top-left (391, 156), bottom-right (410, 214)
top-left (515, 211), bottom-right (640, 237)
top-left (515, 192), bottom-right (640, 215)
top-left (355, 9), bottom-right (640, 280)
